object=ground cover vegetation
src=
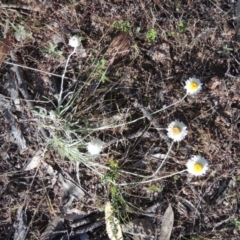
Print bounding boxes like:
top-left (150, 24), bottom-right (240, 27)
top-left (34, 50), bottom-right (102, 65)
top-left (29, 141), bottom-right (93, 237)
top-left (0, 0), bottom-right (240, 239)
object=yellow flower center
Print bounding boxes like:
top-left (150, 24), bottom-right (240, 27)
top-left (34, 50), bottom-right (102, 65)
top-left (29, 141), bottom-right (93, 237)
top-left (172, 126), bottom-right (181, 135)
top-left (193, 163), bottom-right (203, 173)
top-left (189, 82), bottom-right (199, 90)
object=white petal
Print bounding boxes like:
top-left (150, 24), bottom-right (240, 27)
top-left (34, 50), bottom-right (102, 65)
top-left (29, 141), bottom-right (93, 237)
top-left (87, 138), bottom-right (105, 155)
top-left (68, 36), bottom-right (81, 48)
top-left (186, 156), bottom-right (208, 176)
top-left (167, 120), bottom-right (188, 142)
top-left (184, 77), bottom-right (202, 95)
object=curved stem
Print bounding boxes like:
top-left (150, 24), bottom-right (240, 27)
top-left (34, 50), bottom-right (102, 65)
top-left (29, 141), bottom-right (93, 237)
top-left (147, 141), bottom-right (174, 178)
top-left (117, 169), bottom-right (187, 186)
top-left (118, 141), bottom-right (174, 179)
top-left (58, 47), bottom-right (77, 109)
top-left (152, 93), bottom-right (188, 115)
top-left (90, 93), bottom-right (188, 131)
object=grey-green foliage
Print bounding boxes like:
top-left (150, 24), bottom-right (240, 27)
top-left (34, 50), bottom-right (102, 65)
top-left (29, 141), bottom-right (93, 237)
top-left (218, 45), bottom-right (233, 57)
top-left (45, 42), bottom-right (63, 57)
top-left (11, 24), bottom-right (32, 41)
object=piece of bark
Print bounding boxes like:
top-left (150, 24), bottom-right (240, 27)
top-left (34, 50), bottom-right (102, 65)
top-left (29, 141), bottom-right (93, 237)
top-left (0, 34), bottom-right (12, 67)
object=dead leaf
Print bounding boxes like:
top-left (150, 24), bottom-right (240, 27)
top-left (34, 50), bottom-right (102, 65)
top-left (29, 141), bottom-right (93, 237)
top-left (105, 201), bottom-right (123, 240)
top-left (41, 161), bottom-right (58, 186)
top-left (24, 148), bottom-right (45, 171)
top-left (180, 198), bottom-right (200, 216)
top-left (58, 174), bottom-right (85, 200)
top-left (89, 113), bottom-right (130, 129)
top-left (147, 43), bottom-right (171, 63)
top-left (40, 216), bottom-right (64, 240)
top-left (0, 34), bottom-right (12, 67)
top-left (41, 161), bottom-right (55, 176)
top-left (0, 94), bottom-right (11, 109)
top-left (106, 32), bottom-right (130, 65)
top-left (122, 217), bottom-right (154, 240)
top-left (206, 77), bottom-right (221, 90)
top-left (63, 208), bottom-right (89, 221)
top-left (177, 201), bottom-right (188, 217)
top-left (13, 206), bottom-right (27, 240)
top-left (3, 108), bottom-right (27, 152)
top-left (158, 204), bottom-right (174, 240)
top-left (5, 72), bottom-right (21, 111)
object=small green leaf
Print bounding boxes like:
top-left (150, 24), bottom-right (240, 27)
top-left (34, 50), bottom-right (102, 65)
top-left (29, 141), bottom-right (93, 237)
top-left (173, 175), bottom-right (179, 181)
top-left (148, 186), bottom-right (162, 192)
top-left (168, 31), bottom-right (175, 37)
top-left (178, 21), bottom-right (187, 32)
top-left (113, 21), bottom-right (131, 32)
top-left (146, 28), bottom-right (157, 42)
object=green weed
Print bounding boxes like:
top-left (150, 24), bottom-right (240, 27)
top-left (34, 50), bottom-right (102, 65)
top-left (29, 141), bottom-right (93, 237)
top-left (232, 218), bottom-right (240, 229)
top-left (168, 31), bottom-right (175, 37)
top-left (113, 21), bottom-right (131, 33)
top-left (173, 175), bottom-right (179, 181)
top-left (10, 23), bottom-right (32, 41)
top-left (102, 158), bottom-right (129, 221)
top-left (218, 45), bottom-right (233, 57)
top-left (148, 185), bottom-right (163, 193)
top-left (45, 42), bottom-right (63, 57)
top-left (146, 28), bottom-right (157, 42)
top-left (178, 21), bottom-right (188, 32)
top-left (91, 58), bottom-right (109, 83)
top-left (101, 158), bottom-right (119, 183)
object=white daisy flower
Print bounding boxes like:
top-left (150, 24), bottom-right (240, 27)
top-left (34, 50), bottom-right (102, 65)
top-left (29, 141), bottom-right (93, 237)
top-left (68, 36), bottom-right (81, 48)
top-left (184, 77), bottom-right (202, 95)
top-left (87, 138), bottom-right (105, 155)
top-left (186, 155), bottom-right (208, 176)
top-left (167, 120), bottom-right (188, 142)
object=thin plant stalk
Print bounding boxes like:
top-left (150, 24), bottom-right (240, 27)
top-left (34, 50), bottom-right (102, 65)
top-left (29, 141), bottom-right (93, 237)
top-left (58, 47), bottom-right (77, 110)
top-left (117, 169), bottom-right (187, 186)
top-left (90, 93), bottom-right (189, 131)
top-left (148, 141), bottom-right (174, 178)
top-left (118, 141), bottom-right (174, 179)
top-left (4, 61), bottom-right (73, 80)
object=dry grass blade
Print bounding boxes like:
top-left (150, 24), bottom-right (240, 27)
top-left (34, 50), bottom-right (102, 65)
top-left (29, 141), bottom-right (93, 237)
top-left (0, 34), bottom-right (12, 68)
top-left (158, 204), bottom-right (174, 240)
top-left (24, 148), bottom-right (45, 171)
top-left (106, 32), bottom-right (130, 65)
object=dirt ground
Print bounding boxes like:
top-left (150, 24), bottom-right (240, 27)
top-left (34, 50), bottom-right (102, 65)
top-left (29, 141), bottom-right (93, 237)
top-left (0, 0), bottom-right (240, 239)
